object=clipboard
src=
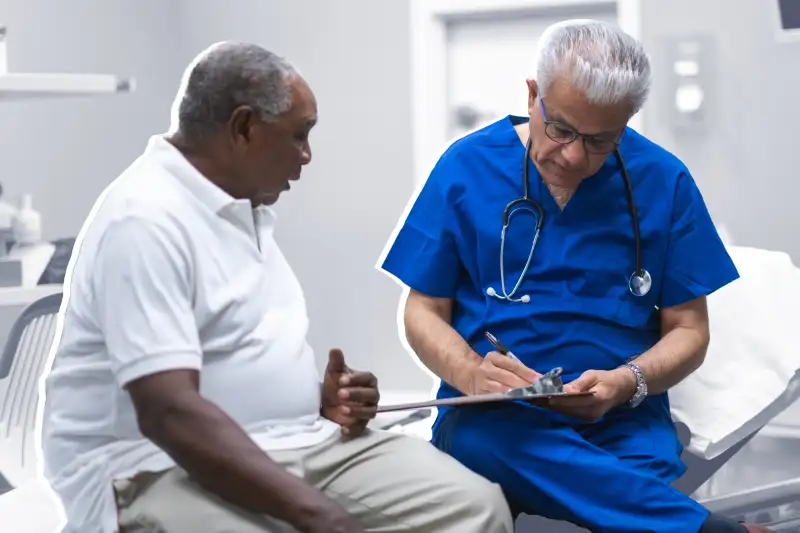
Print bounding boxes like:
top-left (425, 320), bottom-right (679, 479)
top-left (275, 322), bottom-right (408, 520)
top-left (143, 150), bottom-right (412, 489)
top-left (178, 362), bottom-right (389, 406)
top-left (376, 366), bottom-right (595, 413)
top-left (376, 389), bottom-right (594, 413)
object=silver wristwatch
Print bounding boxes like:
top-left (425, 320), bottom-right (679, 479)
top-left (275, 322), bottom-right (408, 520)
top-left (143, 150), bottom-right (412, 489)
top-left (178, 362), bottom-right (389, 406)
top-left (622, 362), bottom-right (647, 408)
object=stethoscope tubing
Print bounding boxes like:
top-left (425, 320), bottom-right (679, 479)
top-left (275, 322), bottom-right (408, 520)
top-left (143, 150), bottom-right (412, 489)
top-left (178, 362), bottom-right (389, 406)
top-left (496, 137), bottom-right (648, 302)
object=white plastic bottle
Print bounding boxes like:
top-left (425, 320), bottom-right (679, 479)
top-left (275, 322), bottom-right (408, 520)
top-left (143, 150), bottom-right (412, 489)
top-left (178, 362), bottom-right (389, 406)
top-left (12, 194), bottom-right (42, 245)
top-left (8, 194), bottom-right (54, 286)
top-left (0, 183), bottom-right (18, 258)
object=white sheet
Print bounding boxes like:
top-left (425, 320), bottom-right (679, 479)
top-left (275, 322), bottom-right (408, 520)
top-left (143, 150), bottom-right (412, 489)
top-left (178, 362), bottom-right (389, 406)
top-left (669, 245), bottom-right (800, 460)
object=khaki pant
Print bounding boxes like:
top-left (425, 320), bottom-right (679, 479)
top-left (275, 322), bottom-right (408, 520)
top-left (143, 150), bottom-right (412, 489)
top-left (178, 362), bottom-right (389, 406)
top-left (113, 428), bottom-right (514, 533)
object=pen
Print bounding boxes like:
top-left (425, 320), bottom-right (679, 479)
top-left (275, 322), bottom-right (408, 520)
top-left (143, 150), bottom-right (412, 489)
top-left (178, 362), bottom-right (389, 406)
top-left (485, 331), bottom-right (521, 362)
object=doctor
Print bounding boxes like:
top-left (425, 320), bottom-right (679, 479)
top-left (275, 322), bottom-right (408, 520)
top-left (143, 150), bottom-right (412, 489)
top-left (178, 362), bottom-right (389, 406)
top-left (380, 20), bottom-right (770, 533)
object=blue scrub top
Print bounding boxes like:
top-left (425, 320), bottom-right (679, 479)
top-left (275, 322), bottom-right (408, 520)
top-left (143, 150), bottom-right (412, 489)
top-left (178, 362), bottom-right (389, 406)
top-left (380, 115), bottom-right (739, 429)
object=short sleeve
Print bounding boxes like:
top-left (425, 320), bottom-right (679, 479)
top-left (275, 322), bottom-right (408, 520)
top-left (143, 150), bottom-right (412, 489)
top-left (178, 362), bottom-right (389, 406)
top-left (379, 155), bottom-right (461, 298)
top-left (92, 214), bottom-right (202, 388)
top-left (659, 171), bottom-right (740, 308)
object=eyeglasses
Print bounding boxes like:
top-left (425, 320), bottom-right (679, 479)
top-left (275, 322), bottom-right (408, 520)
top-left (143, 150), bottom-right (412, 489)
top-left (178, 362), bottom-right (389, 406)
top-left (539, 95), bottom-right (620, 155)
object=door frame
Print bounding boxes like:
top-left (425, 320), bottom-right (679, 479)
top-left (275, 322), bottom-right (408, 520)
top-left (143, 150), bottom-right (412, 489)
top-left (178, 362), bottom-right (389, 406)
top-left (409, 0), bottom-right (644, 187)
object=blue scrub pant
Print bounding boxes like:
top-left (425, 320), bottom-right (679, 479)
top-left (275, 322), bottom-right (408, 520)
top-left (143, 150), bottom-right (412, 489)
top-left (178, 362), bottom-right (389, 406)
top-left (431, 402), bottom-right (710, 533)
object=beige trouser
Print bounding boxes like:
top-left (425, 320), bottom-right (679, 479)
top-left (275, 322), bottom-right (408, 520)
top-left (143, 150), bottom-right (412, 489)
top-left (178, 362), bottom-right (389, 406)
top-left (112, 428), bottom-right (514, 533)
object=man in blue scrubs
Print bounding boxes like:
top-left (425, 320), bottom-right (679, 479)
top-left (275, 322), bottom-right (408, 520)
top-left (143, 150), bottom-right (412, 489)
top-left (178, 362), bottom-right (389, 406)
top-left (379, 19), bottom-right (771, 533)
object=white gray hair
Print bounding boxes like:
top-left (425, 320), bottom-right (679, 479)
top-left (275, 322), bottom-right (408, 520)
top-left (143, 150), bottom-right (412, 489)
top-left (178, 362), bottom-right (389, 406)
top-left (174, 41), bottom-right (298, 141)
top-left (535, 19), bottom-right (651, 115)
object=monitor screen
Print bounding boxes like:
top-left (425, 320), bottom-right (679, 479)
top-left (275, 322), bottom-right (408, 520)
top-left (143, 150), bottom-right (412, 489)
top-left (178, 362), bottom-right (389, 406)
top-left (778, 0), bottom-right (800, 30)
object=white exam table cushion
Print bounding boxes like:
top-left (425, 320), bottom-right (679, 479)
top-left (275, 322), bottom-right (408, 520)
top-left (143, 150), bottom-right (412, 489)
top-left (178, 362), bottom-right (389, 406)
top-left (669, 245), bottom-right (800, 460)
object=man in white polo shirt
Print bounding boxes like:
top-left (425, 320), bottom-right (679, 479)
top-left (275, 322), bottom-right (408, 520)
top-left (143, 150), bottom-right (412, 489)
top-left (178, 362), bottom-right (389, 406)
top-left (39, 41), bottom-right (514, 533)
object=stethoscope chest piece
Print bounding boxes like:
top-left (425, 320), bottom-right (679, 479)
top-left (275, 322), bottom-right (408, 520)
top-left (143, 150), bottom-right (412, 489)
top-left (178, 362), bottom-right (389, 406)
top-left (628, 269), bottom-right (652, 297)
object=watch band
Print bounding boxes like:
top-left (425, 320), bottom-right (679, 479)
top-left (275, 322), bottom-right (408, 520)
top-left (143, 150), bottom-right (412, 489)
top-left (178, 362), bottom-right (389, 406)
top-left (623, 362), bottom-right (647, 408)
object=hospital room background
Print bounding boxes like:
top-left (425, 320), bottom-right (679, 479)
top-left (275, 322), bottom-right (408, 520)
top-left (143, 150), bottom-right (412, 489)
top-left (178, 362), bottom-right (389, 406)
top-left (0, 0), bottom-right (798, 531)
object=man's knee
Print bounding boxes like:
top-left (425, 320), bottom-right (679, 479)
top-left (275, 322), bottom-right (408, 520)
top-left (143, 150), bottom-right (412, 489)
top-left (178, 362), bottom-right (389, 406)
top-left (438, 463), bottom-right (515, 533)
top-left (474, 477), bottom-right (516, 531)
top-left (392, 432), bottom-right (514, 532)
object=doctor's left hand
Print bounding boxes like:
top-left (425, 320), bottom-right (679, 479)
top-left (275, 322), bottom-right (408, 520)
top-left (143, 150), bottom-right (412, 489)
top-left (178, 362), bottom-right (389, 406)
top-left (321, 348), bottom-right (380, 437)
top-left (546, 368), bottom-right (637, 422)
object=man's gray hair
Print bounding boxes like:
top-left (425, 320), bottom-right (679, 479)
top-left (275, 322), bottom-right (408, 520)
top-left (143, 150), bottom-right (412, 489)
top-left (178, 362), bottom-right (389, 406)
top-left (174, 41), bottom-right (298, 140)
top-left (535, 19), bottom-right (651, 115)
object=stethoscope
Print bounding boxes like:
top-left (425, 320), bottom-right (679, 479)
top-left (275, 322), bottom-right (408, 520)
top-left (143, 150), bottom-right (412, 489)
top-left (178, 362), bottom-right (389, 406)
top-left (485, 137), bottom-right (652, 304)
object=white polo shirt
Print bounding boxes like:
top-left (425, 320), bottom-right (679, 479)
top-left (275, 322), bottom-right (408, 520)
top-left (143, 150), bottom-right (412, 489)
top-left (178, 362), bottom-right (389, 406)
top-left (39, 135), bottom-right (339, 533)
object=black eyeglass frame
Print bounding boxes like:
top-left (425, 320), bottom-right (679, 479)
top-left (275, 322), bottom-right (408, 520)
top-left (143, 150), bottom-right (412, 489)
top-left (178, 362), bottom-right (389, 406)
top-left (538, 95), bottom-right (621, 155)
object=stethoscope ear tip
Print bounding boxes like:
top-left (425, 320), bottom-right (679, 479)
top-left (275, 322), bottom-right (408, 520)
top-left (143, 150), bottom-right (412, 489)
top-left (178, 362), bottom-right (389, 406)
top-left (486, 286), bottom-right (531, 303)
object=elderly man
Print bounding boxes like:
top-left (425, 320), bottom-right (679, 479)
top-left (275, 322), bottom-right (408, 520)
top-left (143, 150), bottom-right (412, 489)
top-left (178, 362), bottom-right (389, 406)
top-left (380, 19), bottom-right (770, 533)
top-left (39, 42), bottom-right (514, 533)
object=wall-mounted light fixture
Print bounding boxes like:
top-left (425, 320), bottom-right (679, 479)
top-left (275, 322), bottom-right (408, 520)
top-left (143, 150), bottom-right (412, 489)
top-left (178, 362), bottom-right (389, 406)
top-left (665, 35), bottom-right (712, 135)
top-left (0, 25), bottom-right (135, 101)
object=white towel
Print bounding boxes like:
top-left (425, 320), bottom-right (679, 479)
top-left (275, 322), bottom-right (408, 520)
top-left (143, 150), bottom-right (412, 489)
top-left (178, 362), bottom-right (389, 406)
top-left (669, 245), bottom-right (800, 459)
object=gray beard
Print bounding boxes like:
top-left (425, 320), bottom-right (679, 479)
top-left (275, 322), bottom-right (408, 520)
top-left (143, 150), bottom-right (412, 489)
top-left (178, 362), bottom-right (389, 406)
top-left (546, 183), bottom-right (576, 210)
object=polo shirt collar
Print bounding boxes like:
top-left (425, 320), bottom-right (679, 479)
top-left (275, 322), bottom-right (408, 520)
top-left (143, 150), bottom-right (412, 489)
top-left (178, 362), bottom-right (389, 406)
top-left (144, 135), bottom-right (279, 236)
top-left (145, 134), bottom-right (240, 215)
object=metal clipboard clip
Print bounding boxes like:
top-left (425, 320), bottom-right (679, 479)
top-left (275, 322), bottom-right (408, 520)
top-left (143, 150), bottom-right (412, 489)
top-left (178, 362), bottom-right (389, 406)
top-left (505, 366), bottom-right (565, 398)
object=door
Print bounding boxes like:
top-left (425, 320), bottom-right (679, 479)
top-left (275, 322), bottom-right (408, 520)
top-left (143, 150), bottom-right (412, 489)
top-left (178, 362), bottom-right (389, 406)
top-left (445, 7), bottom-right (619, 141)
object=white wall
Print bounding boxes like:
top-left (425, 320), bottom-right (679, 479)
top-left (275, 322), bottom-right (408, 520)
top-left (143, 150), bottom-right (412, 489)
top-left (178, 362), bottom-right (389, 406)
top-left (639, 0), bottom-right (800, 262)
top-left (180, 0), bottom-right (430, 391)
top-left (3, 0), bottom-right (797, 393)
top-left (0, 0), bottom-right (186, 241)
top-left (0, 0), bottom-right (430, 391)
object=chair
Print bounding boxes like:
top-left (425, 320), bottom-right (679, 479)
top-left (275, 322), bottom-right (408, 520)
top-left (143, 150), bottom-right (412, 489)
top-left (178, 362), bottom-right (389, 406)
top-left (0, 292), bottom-right (62, 495)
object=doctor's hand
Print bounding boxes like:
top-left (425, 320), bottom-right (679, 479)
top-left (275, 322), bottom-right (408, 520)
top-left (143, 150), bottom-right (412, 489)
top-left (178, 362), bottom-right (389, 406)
top-left (466, 352), bottom-right (542, 396)
top-left (321, 349), bottom-right (379, 437)
top-left (546, 368), bottom-right (637, 422)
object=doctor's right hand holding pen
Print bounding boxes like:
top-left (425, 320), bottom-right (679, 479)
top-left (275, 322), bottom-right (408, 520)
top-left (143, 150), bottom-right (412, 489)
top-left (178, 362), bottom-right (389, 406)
top-left (463, 332), bottom-right (541, 396)
top-left (466, 334), bottom-right (541, 395)
top-left (466, 352), bottom-right (541, 395)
